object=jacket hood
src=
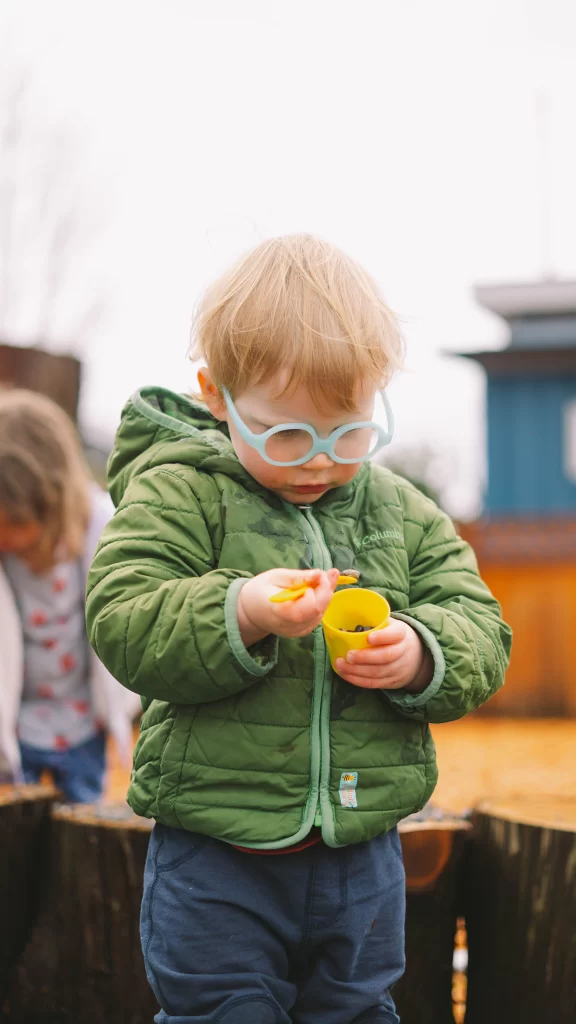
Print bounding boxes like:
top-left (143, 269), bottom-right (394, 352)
top-left (108, 387), bottom-right (254, 507)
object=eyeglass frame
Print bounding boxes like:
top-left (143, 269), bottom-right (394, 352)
top-left (221, 387), bottom-right (394, 467)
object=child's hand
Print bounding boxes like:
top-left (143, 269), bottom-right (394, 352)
top-left (237, 568), bottom-right (341, 645)
top-left (335, 620), bottom-right (434, 693)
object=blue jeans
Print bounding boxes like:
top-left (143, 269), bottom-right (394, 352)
top-left (141, 824), bottom-right (406, 1024)
top-left (19, 731), bottom-right (106, 803)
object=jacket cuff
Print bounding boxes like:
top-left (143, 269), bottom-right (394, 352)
top-left (384, 612), bottom-right (446, 716)
top-left (225, 578), bottom-right (279, 677)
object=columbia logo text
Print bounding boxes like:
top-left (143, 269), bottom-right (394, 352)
top-left (357, 529), bottom-right (402, 550)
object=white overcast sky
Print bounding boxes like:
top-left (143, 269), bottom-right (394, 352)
top-left (2, 0), bottom-right (576, 517)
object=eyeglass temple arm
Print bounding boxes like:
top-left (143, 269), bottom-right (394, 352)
top-left (380, 390), bottom-right (394, 442)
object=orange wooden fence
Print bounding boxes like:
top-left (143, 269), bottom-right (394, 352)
top-left (460, 520), bottom-right (576, 716)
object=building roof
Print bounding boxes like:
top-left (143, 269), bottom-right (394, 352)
top-left (455, 278), bottom-right (576, 360)
top-left (460, 346), bottom-right (576, 375)
top-left (475, 279), bottom-right (576, 319)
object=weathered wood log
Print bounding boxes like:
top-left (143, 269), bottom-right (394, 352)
top-left (4, 802), bottom-right (157, 1024)
top-left (4, 797), bottom-right (471, 1023)
top-left (393, 809), bottom-right (471, 1024)
top-left (0, 785), bottom-right (58, 1008)
top-left (464, 796), bottom-right (576, 1024)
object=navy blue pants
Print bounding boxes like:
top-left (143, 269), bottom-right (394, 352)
top-left (19, 731), bottom-right (106, 803)
top-left (141, 823), bottom-right (405, 1023)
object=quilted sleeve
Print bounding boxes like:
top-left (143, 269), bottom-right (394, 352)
top-left (386, 492), bottom-right (512, 723)
top-left (86, 467), bottom-right (278, 704)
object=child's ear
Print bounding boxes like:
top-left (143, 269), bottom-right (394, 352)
top-left (197, 368), bottom-right (227, 421)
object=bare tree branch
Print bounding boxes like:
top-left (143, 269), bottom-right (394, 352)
top-left (0, 71), bottom-right (29, 326)
top-left (0, 60), bottom-right (108, 353)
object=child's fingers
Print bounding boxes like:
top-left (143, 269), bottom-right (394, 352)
top-left (335, 662), bottom-right (401, 689)
top-left (345, 642), bottom-right (404, 666)
top-left (287, 569), bottom-right (337, 611)
top-left (313, 569), bottom-right (340, 607)
top-left (284, 567), bottom-right (338, 590)
top-left (268, 570), bottom-right (323, 603)
top-left (287, 588), bottom-right (321, 619)
top-left (283, 568), bottom-right (323, 590)
top-left (336, 660), bottom-right (400, 679)
top-left (366, 621), bottom-right (405, 646)
top-left (273, 569), bottom-right (337, 625)
top-left (269, 567), bottom-right (332, 599)
top-left (277, 586), bottom-right (324, 626)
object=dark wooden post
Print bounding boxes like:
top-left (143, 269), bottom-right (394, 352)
top-left (0, 784), bottom-right (58, 1008)
top-left (464, 797), bottom-right (576, 1023)
top-left (393, 812), bottom-right (471, 1024)
top-left (4, 802), bottom-right (158, 1024)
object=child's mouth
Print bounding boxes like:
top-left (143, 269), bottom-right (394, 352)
top-left (289, 484), bottom-right (330, 495)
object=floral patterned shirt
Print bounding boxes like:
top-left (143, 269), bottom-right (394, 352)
top-left (3, 556), bottom-right (98, 751)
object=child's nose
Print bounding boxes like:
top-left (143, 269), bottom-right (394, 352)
top-left (303, 452), bottom-right (335, 470)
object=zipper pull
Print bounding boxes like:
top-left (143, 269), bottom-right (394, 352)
top-left (314, 807), bottom-right (322, 828)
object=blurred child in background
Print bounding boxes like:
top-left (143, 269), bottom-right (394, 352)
top-left (0, 389), bottom-right (140, 801)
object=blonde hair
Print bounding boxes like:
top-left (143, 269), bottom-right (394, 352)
top-left (190, 234), bottom-right (403, 410)
top-left (0, 389), bottom-right (91, 561)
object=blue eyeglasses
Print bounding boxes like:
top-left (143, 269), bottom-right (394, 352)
top-left (222, 388), bottom-right (394, 467)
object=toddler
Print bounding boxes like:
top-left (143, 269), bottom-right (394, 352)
top-left (87, 236), bottom-right (511, 1023)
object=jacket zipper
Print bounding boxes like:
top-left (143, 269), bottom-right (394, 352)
top-left (296, 506), bottom-right (338, 846)
top-left (226, 502), bottom-right (338, 851)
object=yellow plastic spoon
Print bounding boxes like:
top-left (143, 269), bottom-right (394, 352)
top-left (270, 575), bottom-right (358, 603)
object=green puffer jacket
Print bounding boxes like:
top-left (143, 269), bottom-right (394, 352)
top-left (87, 387), bottom-right (511, 849)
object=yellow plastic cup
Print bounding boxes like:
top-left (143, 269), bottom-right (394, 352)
top-left (322, 588), bottom-right (390, 672)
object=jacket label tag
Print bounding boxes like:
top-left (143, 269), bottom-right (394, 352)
top-left (339, 771), bottom-right (358, 808)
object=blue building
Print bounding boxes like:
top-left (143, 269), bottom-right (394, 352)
top-left (463, 280), bottom-right (576, 516)
top-left (459, 280), bottom-right (576, 715)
